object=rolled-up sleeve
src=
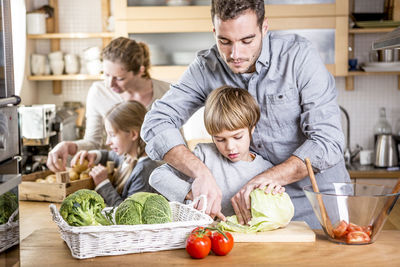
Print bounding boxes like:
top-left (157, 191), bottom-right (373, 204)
top-left (292, 43), bottom-right (345, 171)
top-left (141, 59), bottom-right (208, 160)
top-left (149, 164), bottom-right (192, 202)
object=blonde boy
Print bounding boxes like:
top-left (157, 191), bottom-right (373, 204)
top-left (150, 86), bottom-right (283, 217)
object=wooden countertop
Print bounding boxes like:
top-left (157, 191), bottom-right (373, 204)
top-left (348, 164), bottom-right (400, 179)
top-left (19, 228), bottom-right (400, 266)
top-left (18, 201), bottom-right (400, 266)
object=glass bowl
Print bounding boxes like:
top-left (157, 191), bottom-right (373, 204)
top-left (303, 182), bottom-right (400, 245)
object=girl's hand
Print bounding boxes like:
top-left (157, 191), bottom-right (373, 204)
top-left (70, 150), bottom-right (97, 168)
top-left (89, 164), bottom-right (108, 186)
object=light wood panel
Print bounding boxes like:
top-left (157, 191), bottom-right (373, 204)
top-left (231, 221), bottom-right (315, 242)
top-left (28, 74), bottom-right (103, 81)
top-left (27, 32), bottom-right (114, 39)
top-left (114, 3), bottom-right (347, 21)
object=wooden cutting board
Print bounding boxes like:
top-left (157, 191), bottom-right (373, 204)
top-left (230, 221), bottom-right (315, 242)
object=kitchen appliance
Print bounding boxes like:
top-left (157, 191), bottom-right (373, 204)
top-left (374, 134), bottom-right (399, 168)
top-left (0, 0), bottom-right (21, 264)
top-left (18, 104), bottom-right (56, 140)
top-left (19, 104), bottom-right (78, 174)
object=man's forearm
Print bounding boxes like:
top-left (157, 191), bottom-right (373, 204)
top-left (163, 144), bottom-right (212, 179)
top-left (261, 156), bottom-right (309, 185)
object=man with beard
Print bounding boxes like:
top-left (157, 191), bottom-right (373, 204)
top-left (141, 0), bottom-right (349, 229)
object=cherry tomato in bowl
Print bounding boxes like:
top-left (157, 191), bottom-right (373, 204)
top-left (346, 231), bottom-right (371, 244)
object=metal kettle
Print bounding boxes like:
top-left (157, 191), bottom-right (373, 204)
top-left (374, 134), bottom-right (399, 167)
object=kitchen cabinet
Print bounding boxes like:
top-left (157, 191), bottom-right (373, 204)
top-left (27, 0), bottom-right (114, 94)
top-left (114, 0), bottom-right (348, 82)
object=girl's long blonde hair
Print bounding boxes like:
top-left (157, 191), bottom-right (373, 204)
top-left (105, 100), bottom-right (147, 194)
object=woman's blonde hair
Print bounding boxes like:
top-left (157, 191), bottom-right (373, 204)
top-left (204, 85), bottom-right (260, 136)
top-left (102, 37), bottom-right (151, 79)
top-left (105, 100), bottom-right (147, 193)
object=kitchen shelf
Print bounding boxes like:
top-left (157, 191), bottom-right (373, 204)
top-left (27, 0), bottom-right (112, 94)
top-left (27, 32), bottom-right (114, 39)
top-left (26, 66), bottom-right (188, 83)
top-left (348, 28), bottom-right (396, 34)
top-left (348, 71), bottom-right (400, 75)
top-left (346, 24), bottom-right (400, 91)
top-left (27, 74), bottom-right (103, 81)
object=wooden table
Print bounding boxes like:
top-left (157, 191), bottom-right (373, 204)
top-left (18, 201), bottom-right (400, 266)
top-left (19, 228), bottom-right (400, 266)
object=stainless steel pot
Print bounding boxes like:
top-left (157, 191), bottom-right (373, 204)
top-left (375, 134), bottom-right (399, 167)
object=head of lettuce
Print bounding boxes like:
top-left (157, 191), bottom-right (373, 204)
top-left (218, 189), bottom-right (294, 233)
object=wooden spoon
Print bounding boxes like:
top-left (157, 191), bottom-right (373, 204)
top-left (304, 158), bottom-right (335, 238)
top-left (373, 178), bottom-right (400, 235)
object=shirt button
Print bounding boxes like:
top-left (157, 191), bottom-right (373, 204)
top-left (278, 95), bottom-right (283, 99)
top-left (257, 144), bottom-right (262, 148)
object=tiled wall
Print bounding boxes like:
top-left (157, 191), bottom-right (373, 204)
top-left (26, 0), bottom-right (400, 152)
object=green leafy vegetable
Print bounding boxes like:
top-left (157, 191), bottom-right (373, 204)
top-left (0, 192), bottom-right (18, 224)
top-left (60, 189), bottom-right (111, 226)
top-left (218, 189), bottom-right (294, 233)
top-left (115, 192), bottom-right (172, 225)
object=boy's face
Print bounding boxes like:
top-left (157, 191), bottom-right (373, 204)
top-left (212, 127), bottom-right (254, 162)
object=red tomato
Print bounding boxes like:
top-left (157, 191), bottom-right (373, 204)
top-left (186, 233), bottom-right (211, 259)
top-left (347, 223), bottom-right (363, 232)
top-left (333, 220), bottom-right (348, 238)
top-left (346, 231), bottom-right (371, 244)
top-left (210, 231), bottom-right (234, 256)
top-left (191, 227), bottom-right (212, 237)
top-left (362, 225), bottom-right (372, 237)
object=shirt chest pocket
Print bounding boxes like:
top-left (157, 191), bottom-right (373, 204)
top-left (265, 88), bottom-right (301, 130)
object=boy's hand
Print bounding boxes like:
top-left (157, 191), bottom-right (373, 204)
top-left (192, 174), bottom-right (225, 222)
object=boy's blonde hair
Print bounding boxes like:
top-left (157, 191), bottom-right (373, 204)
top-left (105, 100), bottom-right (147, 193)
top-left (204, 85), bottom-right (260, 136)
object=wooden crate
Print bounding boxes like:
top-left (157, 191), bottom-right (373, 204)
top-left (19, 170), bottom-right (94, 203)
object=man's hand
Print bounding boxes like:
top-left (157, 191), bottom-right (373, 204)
top-left (231, 156), bottom-right (308, 225)
top-left (163, 144), bottom-right (225, 221)
top-left (47, 141), bottom-right (78, 172)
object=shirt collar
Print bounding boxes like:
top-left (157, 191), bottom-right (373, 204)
top-left (255, 32), bottom-right (271, 73)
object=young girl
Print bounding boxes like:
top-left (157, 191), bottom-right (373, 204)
top-left (71, 100), bottom-right (159, 207)
top-left (149, 86), bottom-right (284, 217)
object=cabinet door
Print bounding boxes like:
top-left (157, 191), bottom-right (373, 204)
top-left (114, 0), bottom-right (348, 80)
top-left (356, 178), bottom-right (398, 188)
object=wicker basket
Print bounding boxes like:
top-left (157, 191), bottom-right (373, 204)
top-left (0, 209), bottom-right (19, 253)
top-left (49, 197), bottom-right (213, 259)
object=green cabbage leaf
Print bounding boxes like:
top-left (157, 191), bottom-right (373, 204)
top-left (218, 189), bottom-right (294, 233)
top-left (115, 192), bottom-right (172, 225)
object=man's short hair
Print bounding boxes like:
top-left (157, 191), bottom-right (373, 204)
top-left (211, 0), bottom-right (265, 28)
top-left (204, 85), bottom-right (260, 136)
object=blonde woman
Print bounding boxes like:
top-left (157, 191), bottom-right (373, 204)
top-left (71, 101), bottom-right (159, 207)
top-left (47, 37), bottom-right (170, 172)
top-left (149, 86), bottom-right (283, 216)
